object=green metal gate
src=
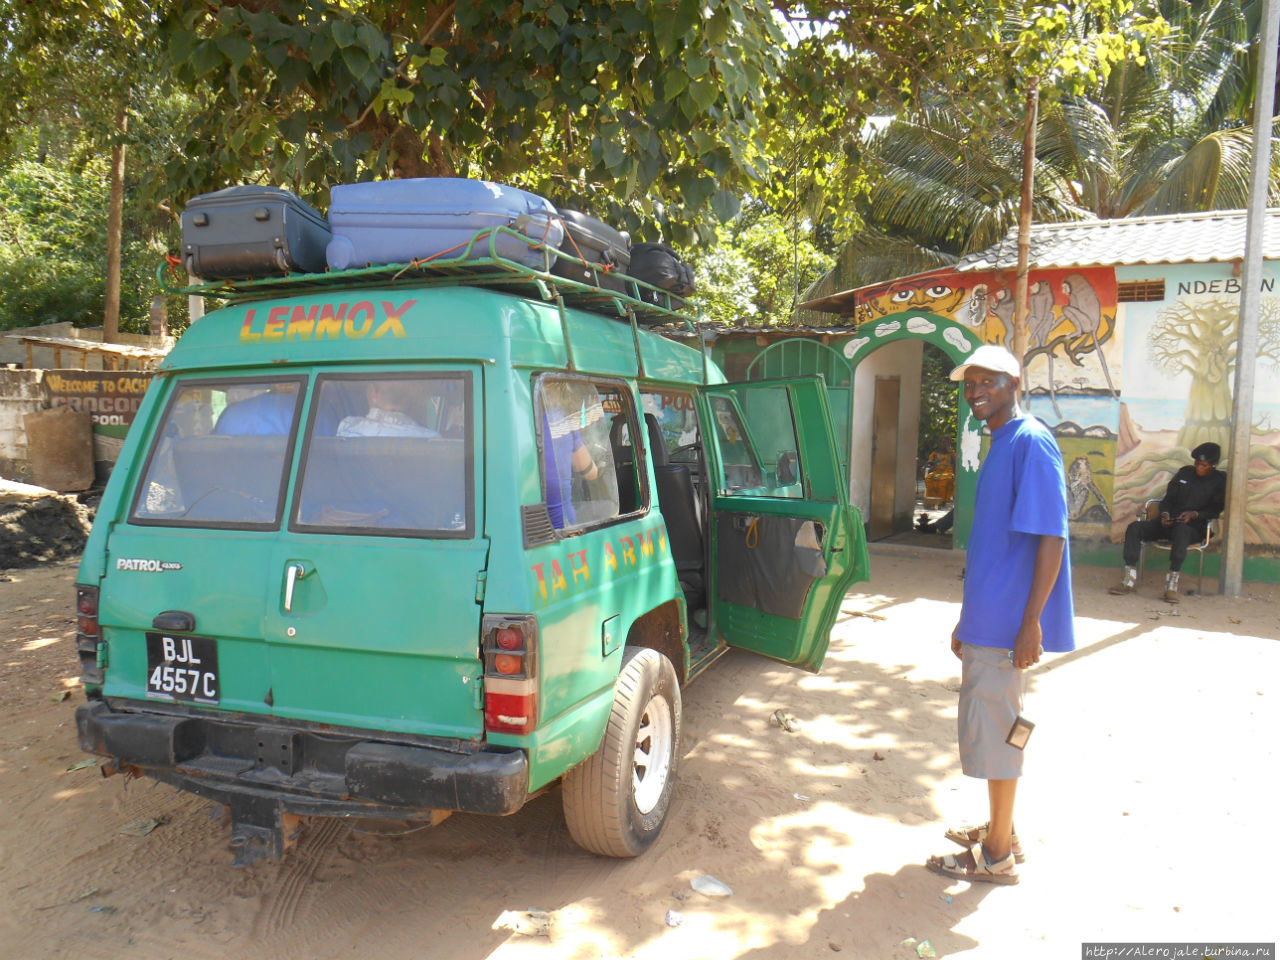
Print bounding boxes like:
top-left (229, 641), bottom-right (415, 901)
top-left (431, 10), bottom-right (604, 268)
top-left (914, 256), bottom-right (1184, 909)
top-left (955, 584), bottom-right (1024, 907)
top-left (745, 338), bottom-right (852, 480)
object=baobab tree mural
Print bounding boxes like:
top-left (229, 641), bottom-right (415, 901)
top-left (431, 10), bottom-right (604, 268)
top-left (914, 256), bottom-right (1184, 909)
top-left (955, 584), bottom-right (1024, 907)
top-left (1149, 294), bottom-right (1280, 452)
top-left (1115, 292), bottom-right (1280, 546)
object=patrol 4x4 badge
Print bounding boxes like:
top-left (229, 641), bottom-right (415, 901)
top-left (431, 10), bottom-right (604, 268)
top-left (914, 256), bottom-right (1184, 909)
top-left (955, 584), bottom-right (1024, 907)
top-left (115, 558), bottom-right (183, 572)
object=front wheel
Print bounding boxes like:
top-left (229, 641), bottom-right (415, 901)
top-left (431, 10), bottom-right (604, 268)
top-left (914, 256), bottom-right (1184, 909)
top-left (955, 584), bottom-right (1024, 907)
top-left (562, 647), bottom-right (681, 857)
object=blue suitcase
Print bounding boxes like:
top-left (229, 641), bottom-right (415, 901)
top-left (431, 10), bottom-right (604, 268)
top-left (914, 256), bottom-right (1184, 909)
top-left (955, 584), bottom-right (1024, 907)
top-left (326, 178), bottom-right (563, 270)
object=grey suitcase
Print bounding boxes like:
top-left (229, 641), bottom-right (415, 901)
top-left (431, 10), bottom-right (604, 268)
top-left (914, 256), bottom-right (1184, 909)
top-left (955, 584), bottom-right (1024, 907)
top-left (181, 186), bottom-right (330, 280)
top-left (551, 209), bottom-right (631, 293)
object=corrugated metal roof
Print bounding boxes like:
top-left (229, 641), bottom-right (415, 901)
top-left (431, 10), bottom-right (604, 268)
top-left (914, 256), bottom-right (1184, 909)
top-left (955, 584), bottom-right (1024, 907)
top-left (954, 208), bottom-right (1280, 272)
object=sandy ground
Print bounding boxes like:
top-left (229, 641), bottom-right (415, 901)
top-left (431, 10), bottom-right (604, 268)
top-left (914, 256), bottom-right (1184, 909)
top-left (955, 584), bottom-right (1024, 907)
top-left (2, 545), bottom-right (1277, 960)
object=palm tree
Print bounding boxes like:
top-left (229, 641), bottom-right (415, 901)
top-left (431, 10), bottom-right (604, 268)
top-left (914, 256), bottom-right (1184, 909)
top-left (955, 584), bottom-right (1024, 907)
top-left (1038, 0), bottom-right (1271, 217)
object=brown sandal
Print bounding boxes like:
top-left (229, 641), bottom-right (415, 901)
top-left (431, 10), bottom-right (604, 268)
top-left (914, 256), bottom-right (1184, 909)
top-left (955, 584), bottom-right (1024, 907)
top-left (927, 843), bottom-right (1020, 885)
top-left (943, 822), bottom-right (1025, 863)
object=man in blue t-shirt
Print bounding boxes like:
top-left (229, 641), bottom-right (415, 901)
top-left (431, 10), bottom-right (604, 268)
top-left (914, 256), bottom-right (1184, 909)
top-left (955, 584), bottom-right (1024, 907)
top-left (542, 412), bottom-right (599, 529)
top-left (213, 386), bottom-right (297, 435)
top-left (926, 345), bottom-right (1075, 886)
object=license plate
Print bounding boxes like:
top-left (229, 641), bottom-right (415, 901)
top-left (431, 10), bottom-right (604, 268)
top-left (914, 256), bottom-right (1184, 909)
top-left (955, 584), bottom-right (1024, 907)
top-left (145, 633), bottom-right (219, 703)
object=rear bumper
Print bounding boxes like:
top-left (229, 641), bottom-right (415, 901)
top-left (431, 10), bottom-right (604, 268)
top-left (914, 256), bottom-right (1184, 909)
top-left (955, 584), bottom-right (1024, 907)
top-left (76, 699), bottom-right (528, 819)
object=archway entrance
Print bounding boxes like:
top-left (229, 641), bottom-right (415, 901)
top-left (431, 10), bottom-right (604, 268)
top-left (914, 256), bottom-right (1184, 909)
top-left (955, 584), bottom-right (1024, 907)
top-left (841, 312), bottom-right (984, 548)
top-left (732, 319), bottom-right (987, 549)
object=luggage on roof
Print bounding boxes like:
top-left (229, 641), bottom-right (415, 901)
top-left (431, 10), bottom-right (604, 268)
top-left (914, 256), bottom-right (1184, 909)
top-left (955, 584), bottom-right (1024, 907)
top-left (325, 178), bottom-right (563, 271)
top-left (627, 242), bottom-right (695, 309)
top-left (181, 186), bottom-right (330, 280)
top-left (551, 209), bottom-right (632, 293)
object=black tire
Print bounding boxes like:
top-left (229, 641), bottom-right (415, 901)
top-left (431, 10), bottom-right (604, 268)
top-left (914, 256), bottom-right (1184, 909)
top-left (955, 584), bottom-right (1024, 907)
top-left (562, 646), bottom-right (681, 857)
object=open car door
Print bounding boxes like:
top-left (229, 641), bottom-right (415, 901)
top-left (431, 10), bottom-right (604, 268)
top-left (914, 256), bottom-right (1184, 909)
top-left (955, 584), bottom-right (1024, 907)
top-left (699, 377), bottom-right (870, 672)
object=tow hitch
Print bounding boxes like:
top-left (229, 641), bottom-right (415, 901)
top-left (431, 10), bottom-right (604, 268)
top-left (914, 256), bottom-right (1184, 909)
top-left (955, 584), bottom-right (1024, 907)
top-left (226, 795), bottom-right (301, 867)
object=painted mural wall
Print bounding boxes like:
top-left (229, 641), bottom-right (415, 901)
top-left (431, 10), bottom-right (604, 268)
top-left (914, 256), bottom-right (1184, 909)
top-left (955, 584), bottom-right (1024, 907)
top-left (845, 267), bottom-right (1123, 545)
top-left (1113, 263), bottom-right (1280, 550)
top-left (840, 260), bottom-right (1280, 561)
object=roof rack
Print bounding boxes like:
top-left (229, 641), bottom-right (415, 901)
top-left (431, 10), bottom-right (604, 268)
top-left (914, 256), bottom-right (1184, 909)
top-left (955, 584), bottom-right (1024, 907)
top-left (158, 225), bottom-right (700, 328)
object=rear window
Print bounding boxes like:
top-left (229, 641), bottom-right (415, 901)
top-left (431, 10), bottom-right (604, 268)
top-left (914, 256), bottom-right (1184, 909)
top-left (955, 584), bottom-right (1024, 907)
top-left (130, 372), bottom-right (473, 537)
top-left (130, 378), bottom-right (303, 527)
top-left (292, 373), bottom-right (473, 538)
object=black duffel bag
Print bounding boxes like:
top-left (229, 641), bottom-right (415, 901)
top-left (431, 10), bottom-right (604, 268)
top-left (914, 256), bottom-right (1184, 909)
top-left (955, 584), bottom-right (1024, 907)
top-left (627, 242), bottom-right (695, 307)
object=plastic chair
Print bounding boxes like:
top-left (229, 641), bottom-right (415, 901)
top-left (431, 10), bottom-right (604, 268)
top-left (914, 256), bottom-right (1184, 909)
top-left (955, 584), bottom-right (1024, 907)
top-left (1137, 498), bottom-right (1220, 594)
top-left (923, 452), bottom-right (954, 508)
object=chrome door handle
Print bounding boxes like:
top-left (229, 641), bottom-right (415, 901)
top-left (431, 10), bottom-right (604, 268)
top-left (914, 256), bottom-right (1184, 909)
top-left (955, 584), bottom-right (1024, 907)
top-left (284, 563), bottom-right (308, 612)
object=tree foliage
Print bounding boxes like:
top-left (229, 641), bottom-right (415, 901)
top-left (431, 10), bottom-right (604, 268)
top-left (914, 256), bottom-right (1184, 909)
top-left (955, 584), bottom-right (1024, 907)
top-left (803, 0), bottom-right (1273, 312)
top-left (0, 0), bottom-right (188, 334)
top-left (0, 154), bottom-right (162, 331)
top-left (160, 0), bottom-right (799, 242)
top-left (696, 204), bottom-right (835, 324)
top-left (1037, 0), bottom-right (1275, 218)
top-left (158, 1), bottom-right (1160, 241)
top-left (764, 0), bottom-right (1166, 238)
top-left (0, 0), bottom-right (1228, 334)
top-left (918, 342), bottom-right (959, 466)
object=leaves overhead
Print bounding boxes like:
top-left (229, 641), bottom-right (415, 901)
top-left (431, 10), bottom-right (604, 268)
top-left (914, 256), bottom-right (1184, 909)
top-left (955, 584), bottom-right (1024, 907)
top-left (1, 0), bottom-right (1256, 334)
top-left (156, 0), bottom-right (1164, 243)
top-left (161, 0), bottom-right (792, 242)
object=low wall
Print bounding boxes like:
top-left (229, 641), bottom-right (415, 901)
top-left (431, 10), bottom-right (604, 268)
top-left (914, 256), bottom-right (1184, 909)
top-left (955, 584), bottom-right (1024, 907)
top-left (1, 323), bottom-right (174, 369)
top-left (0, 368), bottom-right (47, 482)
top-left (0, 366), bottom-right (155, 483)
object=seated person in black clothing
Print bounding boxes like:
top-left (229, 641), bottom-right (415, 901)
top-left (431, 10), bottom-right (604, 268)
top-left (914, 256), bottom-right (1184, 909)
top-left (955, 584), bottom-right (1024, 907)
top-left (1110, 442), bottom-right (1226, 603)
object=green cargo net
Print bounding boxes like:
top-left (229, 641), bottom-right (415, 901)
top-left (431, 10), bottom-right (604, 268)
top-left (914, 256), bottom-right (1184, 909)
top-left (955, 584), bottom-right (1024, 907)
top-left (158, 225), bottom-right (700, 329)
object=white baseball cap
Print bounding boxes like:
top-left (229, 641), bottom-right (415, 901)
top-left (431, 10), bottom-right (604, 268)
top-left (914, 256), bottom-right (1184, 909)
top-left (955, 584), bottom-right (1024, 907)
top-left (949, 344), bottom-right (1021, 381)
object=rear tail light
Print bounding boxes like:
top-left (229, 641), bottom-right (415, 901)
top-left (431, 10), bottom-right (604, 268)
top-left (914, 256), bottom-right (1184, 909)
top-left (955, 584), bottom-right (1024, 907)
top-left (481, 615), bottom-right (538, 735)
top-left (75, 585), bottom-right (104, 685)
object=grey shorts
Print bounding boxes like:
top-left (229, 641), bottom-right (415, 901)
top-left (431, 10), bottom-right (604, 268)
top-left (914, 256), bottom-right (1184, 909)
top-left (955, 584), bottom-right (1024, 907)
top-left (958, 643), bottom-right (1025, 780)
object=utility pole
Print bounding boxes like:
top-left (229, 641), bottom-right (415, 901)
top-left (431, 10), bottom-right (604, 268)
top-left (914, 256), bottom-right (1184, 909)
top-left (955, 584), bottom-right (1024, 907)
top-left (1014, 78), bottom-right (1039, 394)
top-left (1220, 0), bottom-right (1279, 598)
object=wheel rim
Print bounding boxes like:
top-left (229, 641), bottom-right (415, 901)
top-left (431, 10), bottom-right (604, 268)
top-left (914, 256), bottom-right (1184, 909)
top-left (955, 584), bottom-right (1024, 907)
top-left (632, 692), bottom-right (673, 815)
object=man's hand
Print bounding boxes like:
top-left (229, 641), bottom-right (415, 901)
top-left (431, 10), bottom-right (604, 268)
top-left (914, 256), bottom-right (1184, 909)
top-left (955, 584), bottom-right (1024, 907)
top-left (950, 627), bottom-right (963, 661)
top-left (1176, 510), bottom-right (1198, 523)
top-left (1012, 534), bottom-right (1063, 670)
top-left (1012, 622), bottom-right (1042, 669)
top-left (1160, 512), bottom-right (1172, 527)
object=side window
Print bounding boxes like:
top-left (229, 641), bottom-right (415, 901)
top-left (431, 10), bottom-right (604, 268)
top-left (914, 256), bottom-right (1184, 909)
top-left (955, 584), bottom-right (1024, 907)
top-left (130, 378), bottom-right (303, 527)
top-left (640, 389), bottom-right (701, 462)
top-left (536, 376), bottom-right (626, 531)
top-left (707, 386), bottom-right (804, 499)
top-left (293, 373), bottom-right (472, 537)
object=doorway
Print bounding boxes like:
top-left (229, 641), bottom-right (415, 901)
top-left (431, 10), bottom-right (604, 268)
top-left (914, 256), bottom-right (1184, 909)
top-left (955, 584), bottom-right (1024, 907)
top-left (869, 376), bottom-right (899, 540)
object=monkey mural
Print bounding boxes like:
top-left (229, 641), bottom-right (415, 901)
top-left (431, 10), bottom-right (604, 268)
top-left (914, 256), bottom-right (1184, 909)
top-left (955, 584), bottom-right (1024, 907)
top-left (965, 284), bottom-right (989, 329)
top-left (1061, 272), bottom-right (1118, 397)
top-left (1027, 279), bottom-right (1063, 418)
top-left (988, 288), bottom-right (1016, 348)
top-left (1066, 455), bottom-right (1112, 522)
